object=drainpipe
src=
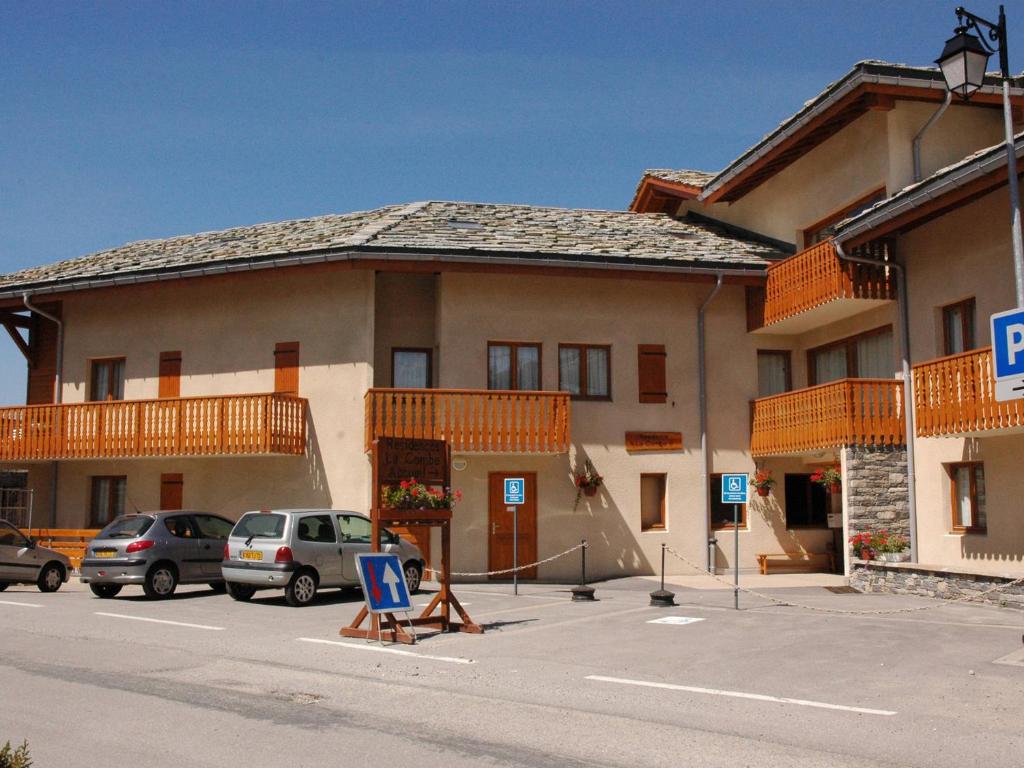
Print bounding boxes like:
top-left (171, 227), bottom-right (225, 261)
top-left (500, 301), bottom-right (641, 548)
top-left (22, 293), bottom-right (63, 528)
top-left (698, 273), bottom-right (724, 571)
top-left (833, 243), bottom-right (918, 563)
top-left (912, 92), bottom-right (952, 183)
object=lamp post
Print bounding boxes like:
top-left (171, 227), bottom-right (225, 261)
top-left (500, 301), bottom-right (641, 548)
top-left (937, 6), bottom-right (1024, 307)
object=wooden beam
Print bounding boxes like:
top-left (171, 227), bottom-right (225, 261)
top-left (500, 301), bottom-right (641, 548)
top-left (1, 320), bottom-right (32, 363)
top-left (0, 311), bottom-right (31, 329)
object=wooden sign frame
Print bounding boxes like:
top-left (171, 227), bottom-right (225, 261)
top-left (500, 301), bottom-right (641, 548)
top-left (341, 437), bottom-right (482, 644)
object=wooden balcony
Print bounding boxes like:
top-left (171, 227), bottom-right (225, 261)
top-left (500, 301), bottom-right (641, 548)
top-left (913, 347), bottom-right (1024, 437)
top-left (756, 240), bottom-right (896, 333)
top-left (365, 389), bottom-right (570, 453)
top-left (0, 393), bottom-right (307, 461)
top-left (751, 378), bottom-right (905, 457)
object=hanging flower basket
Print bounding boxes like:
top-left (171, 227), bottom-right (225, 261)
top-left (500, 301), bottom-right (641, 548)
top-left (751, 470), bottom-right (775, 497)
top-left (811, 464), bottom-right (842, 493)
top-left (573, 463), bottom-right (603, 510)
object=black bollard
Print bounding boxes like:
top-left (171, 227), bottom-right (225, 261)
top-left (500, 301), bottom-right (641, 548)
top-left (571, 538), bottom-right (596, 601)
top-left (649, 543), bottom-right (676, 606)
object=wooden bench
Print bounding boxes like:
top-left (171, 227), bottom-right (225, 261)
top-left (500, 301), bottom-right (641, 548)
top-left (23, 529), bottom-right (100, 571)
top-left (756, 552), bottom-right (835, 575)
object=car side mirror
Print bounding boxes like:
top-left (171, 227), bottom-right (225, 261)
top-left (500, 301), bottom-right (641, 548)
top-left (26, 539), bottom-right (37, 549)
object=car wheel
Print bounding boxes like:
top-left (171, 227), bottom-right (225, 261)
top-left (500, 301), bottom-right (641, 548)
top-left (89, 583), bottom-right (123, 599)
top-left (37, 562), bottom-right (65, 593)
top-left (285, 569), bottom-right (318, 607)
top-left (143, 563), bottom-right (178, 599)
top-left (226, 581), bottom-right (256, 602)
top-left (209, 581), bottom-right (227, 593)
top-left (404, 561), bottom-right (423, 594)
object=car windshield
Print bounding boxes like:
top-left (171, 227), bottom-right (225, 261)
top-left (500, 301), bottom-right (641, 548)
top-left (233, 513), bottom-right (286, 540)
top-left (98, 516), bottom-right (155, 539)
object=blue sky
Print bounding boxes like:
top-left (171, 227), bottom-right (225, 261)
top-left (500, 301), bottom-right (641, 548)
top-left (1, 1), bottom-right (1021, 403)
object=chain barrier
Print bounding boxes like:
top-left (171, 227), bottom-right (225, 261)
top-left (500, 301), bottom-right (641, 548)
top-left (664, 546), bottom-right (1024, 615)
top-left (424, 542), bottom-right (587, 579)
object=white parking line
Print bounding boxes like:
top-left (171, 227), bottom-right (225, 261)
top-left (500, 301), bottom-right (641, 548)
top-left (0, 599), bottom-right (43, 608)
top-left (94, 612), bottom-right (225, 631)
top-left (297, 637), bottom-right (475, 664)
top-left (585, 675), bottom-right (897, 717)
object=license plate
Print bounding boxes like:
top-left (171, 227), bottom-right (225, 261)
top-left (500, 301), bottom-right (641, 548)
top-left (240, 550), bottom-right (263, 561)
top-left (93, 550), bottom-right (117, 558)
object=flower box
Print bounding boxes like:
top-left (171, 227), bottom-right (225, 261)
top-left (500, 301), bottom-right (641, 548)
top-left (376, 507), bottom-right (452, 525)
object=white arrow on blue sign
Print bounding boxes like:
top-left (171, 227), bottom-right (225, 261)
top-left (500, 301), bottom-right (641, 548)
top-left (991, 308), bottom-right (1024, 402)
top-left (504, 477), bottom-right (525, 506)
top-left (720, 474), bottom-right (748, 504)
top-left (355, 552), bottom-right (413, 614)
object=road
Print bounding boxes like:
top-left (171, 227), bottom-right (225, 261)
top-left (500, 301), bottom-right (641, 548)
top-left (1, 576), bottom-right (1022, 767)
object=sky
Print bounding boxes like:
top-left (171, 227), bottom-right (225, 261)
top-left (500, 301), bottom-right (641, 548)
top-left (1, 0), bottom-right (1022, 404)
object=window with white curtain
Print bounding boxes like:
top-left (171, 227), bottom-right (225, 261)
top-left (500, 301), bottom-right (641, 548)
top-left (757, 351), bottom-right (791, 397)
top-left (808, 326), bottom-right (893, 385)
top-left (559, 344), bottom-right (610, 400)
top-left (950, 463), bottom-right (986, 532)
top-left (392, 349), bottom-right (431, 388)
top-left (488, 342), bottom-right (540, 390)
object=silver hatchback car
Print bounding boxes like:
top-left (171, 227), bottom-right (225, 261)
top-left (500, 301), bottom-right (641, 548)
top-left (0, 519), bottom-right (71, 593)
top-left (80, 511), bottom-right (235, 599)
top-left (222, 509), bottom-right (426, 607)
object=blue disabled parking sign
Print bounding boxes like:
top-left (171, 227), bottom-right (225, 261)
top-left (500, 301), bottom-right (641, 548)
top-left (355, 552), bottom-right (412, 614)
top-left (504, 477), bottom-right (525, 506)
top-left (721, 474), bottom-right (748, 504)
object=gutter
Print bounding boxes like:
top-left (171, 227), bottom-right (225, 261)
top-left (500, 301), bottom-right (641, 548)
top-left (22, 292), bottom-right (63, 529)
top-left (832, 242), bottom-right (918, 566)
top-left (912, 92), bottom-right (952, 183)
top-left (698, 274), bottom-right (725, 571)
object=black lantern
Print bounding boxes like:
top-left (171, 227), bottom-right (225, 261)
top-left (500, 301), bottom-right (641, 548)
top-left (936, 28), bottom-right (992, 100)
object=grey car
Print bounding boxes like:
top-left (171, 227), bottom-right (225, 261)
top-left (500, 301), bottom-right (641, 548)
top-left (79, 511), bottom-right (235, 599)
top-left (222, 509), bottom-right (426, 607)
top-left (0, 519), bottom-right (71, 593)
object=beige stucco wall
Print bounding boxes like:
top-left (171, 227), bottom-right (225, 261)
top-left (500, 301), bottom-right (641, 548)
top-left (373, 272), bottom-right (437, 387)
top-left (50, 266), bottom-right (375, 524)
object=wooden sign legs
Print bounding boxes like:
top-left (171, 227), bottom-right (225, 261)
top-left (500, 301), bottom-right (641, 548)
top-left (341, 519), bottom-right (482, 644)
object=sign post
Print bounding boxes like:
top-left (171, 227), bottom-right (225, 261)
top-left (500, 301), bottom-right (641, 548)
top-left (504, 477), bottom-right (525, 596)
top-left (990, 308), bottom-right (1024, 401)
top-left (721, 474), bottom-right (748, 611)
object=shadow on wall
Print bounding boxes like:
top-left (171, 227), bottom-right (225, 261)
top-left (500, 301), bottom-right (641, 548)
top-left (961, 538), bottom-right (1024, 568)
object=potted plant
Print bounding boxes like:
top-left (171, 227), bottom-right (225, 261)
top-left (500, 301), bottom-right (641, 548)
top-left (811, 463), bottom-right (842, 494)
top-left (849, 531), bottom-right (875, 560)
top-left (380, 478), bottom-right (462, 510)
top-left (573, 463), bottom-right (603, 510)
top-left (751, 470), bottom-right (775, 497)
top-left (874, 530), bottom-right (910, 562)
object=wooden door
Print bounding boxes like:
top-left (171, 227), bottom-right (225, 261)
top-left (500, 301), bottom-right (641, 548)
top-left (488, 472), bottom-right (537, 580)
top-left (160, 473), bottom-right (183, 511)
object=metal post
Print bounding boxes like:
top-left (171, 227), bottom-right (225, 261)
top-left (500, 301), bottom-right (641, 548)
top-left (571, 538), bottom-right (596, 601)
top-left (512, 505), bottom-right (518, 597)
top-left (993, 5), bottom-right (1024, 308)
top-left (649, 541), bottom-right (676, 606)
top-left (733, 503), bottom-right (740, 610)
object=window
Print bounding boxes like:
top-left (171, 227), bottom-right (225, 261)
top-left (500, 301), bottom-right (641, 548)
top-left (274, 342), bottom-right (299, 395)
top-left (808, 326), bottom-right (893, 385)
top-left (392, 348), bottom-right (432, 388)
top-left (803, 187), bottom-right (887, 246)
top-left (164, 516), bottom-right (196, 538)
top-left (297, 514), bottom-right (337, 543)
top-left (90, 358), bottom-right (125, 401)
top-left (757, 350), bottom-right (791, 397)
top-left (192, 515), bottom-right (233, 540)
top-left (942, 298), bottom-right (976, 355)
top-left (90, 476), bottom-right (126, 527)
top-left (783, 474), bottom-right (829, 528)
top-left (0, 521), bottom-right (29, 548)
top-left (640, 474), bottom-right (666, 531)
top-left (950, 463), bottom-right (986, 533)
top-left (233, 512), bottom-right (285, 540)
top-left (637, 344), bottom-right (667, 403)
top-left (709, 475), bottom-right (746, 529)
top-left (559, 344), bottom-right (611, 400)
top-left (338, 514), bottom-right (372, 544)
top-left (158, 351), bottom-right (181, 398)
top-left (488, 342), bottom-right (540, 390)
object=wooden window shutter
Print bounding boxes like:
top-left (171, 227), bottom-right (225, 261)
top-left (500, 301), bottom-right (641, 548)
top-left (638, 344), bottom-right (667, 404)
top-left (160, 473), bottom-right (183, 511)
top-left (159, 351), bottom-right (182, 399)
top-left (274, 342), bottom-right (300, 395)
top-left (745, 286), bottom-right (766, 332)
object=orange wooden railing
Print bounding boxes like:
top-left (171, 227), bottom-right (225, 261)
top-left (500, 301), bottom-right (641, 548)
top-left (365, 389), bottom-right (571, 453)
top-left (0, 393), bottom-right (307, 461)
top-left (24, 528), bottom-right (99, 570)
top-left (913, 347), bottom-right (1024, 436)
top-left (763, 240), bottom-right (895, 327)
top-left (751, 378), bottom-right (905, 456)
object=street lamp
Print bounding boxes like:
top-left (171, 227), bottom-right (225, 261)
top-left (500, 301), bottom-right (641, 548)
top-left (937, 5), bottom-right (1024, 308)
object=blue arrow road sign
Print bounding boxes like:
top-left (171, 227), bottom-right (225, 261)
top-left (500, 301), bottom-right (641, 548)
top-left (504, 477), bottom-right (525, 506)
top-left (355, 552), bottom-right (412, 614)
top-left (721, 474), bottom-right (748, 504)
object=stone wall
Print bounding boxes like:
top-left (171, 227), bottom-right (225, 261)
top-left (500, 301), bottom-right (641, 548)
top-left (844, 446), bottom-right (909, 544)
top-left (850, 562), bottom-right (1024, 609)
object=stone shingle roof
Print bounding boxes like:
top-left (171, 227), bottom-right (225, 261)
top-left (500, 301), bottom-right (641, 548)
top-left (643, 169), bottom-right (716, 189)
top-left (0, 201), bottom-right (785, 295)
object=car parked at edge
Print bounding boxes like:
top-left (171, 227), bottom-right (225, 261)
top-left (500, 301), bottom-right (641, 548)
top-left (79, 511), bottom-right (235, 599)
top-left (222, 509), bottom-right (426, 607)
top-left (0, 519), bottom-right (71, 593)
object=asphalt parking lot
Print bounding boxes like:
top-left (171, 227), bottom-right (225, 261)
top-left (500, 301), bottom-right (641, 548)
top-left (2, 575), bottom-right (1023, 767)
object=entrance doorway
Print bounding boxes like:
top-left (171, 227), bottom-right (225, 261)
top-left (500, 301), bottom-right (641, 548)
top-left (488, 472), bottom-right (537, 580)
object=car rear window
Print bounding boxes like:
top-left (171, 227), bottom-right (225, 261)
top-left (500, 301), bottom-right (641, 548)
top-left (232, 513), bottom-right (286, 540)
top-left (98, 516), bottom-right (155, 539)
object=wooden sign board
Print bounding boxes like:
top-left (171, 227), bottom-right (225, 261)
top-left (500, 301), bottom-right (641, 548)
top-left (625, 431), bottom-right (683, 453)
top-left (377, 437), bottom-right (448, 485)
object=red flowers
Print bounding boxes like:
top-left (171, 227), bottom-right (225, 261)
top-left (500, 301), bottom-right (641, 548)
top-left (381, 478), bottom-right (461, 510)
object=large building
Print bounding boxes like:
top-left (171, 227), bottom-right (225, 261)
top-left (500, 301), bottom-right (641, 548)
top-left (2, 60), bottom-right (1022, 585)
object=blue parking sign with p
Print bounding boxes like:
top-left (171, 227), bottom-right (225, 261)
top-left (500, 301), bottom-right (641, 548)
top-left (504, 477), bottom-right (525, 506)
top-left (721, 474), bottom-right (748, 504)
top-left (991, 308), bottom-right (1024, 378)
